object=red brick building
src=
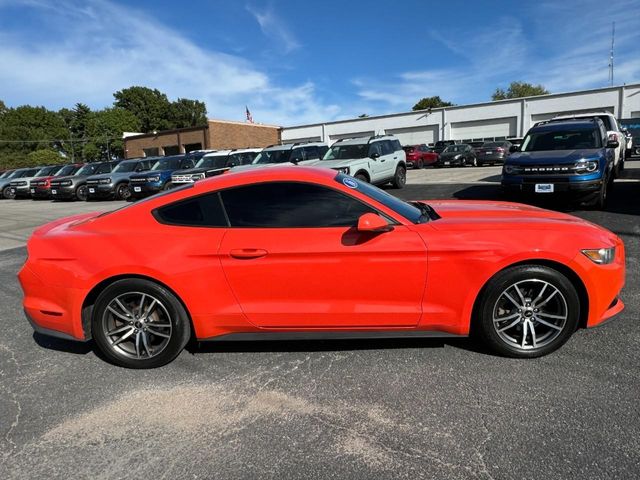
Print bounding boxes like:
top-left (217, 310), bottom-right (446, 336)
top-left (124, 119), bottom-right (281, 158)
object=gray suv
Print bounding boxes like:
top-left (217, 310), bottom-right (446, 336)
top-left (86, 158), bottom-right (156, 200)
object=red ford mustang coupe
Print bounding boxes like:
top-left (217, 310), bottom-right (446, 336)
top-left (19, 167), bottom-right (625, 368)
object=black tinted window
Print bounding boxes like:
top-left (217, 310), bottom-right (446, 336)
top-left (318, 146), bottom-right (328, 157)
top-left (155, 193), bottom-right (228, 227)
top-left (221, 182), bottom-right (375, 228)
top-left (380, 141), bottom-right (394, 155)
top-left (96, 163), bottom-right (111, 174)
top-left (302, 146), bottom-right (319, 160)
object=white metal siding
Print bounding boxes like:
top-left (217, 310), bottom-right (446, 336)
top-left (285, 136), bottom-right (322, 144)
top-left (451, 117), bottom-right (517, 140)
top-left (385, 125), bottom-right (439, 145)
top-left (328, 131), bottom-right (375, 144)
top-left (530, 106), bottom-right (614, 123)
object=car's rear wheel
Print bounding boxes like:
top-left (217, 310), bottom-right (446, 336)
top-left (391, 165), bottom-right (406, 189)
top-left (416, 159), bottom-right (424, 169)
top-left (116, 183), bottom-right (131, 200)
top-left (92, 278), bottom-right (191, 368)
top-left (75, 185), bottom-right (88, 201)
top-left (475, 265), bottom-right (580, 358)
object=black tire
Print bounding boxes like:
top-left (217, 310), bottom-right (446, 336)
top-left (2, 185), bottom-right (13, 199)
top-left (75, 184), bottom-right (88, 201)
top-left (115, 183), bottom-right (131, 201)
top-left (416, 159), bottom-right (424, 169)
top-left (588, 173), bottom-right (610, 210)
top-left (92, 278), bottom-right (191, 368)
top-left (354, 173), bottom-right (369, 183)
top-left (391, 165), bottom-right (406, 189)
top-left (475, 265), bottom-right (580, 358)
top-left (163, 182), bottom-right (173, 191)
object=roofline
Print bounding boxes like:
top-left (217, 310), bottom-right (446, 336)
top-left (208, 119), bottom-right (281, 129)
top-left (283, 82), bottom-right (640, 129)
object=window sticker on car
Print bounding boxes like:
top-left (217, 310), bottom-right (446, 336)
top-left (343, 178), bottom-right (358, 189)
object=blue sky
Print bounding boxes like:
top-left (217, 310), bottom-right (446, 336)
top-left (0, 0), bottom-right (639, 126)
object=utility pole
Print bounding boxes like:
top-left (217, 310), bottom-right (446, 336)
top-left (608, 22), bottom-right (615, 86)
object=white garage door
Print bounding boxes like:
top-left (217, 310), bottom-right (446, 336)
top-left (531, 107), bottom-right (614, 123)
top-left (328, 131), bottom-right (375, 144)
top-left (451, 117), bottom-right (517, 140)
top-left (385, 125), bottom-right (439, 146)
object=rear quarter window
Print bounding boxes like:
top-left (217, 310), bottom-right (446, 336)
top-left (154, 193), bottom-right (228, 227)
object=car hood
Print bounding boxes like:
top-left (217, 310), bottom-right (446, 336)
top-left (172, 167), bottom-right (220, 176)
top-left (87, 172), bottom-right (132, 181)
top-left (423, 199), bottom-right (614, 238)
top-left (10, 176), bottom-right (39, 184)
top-left (508, 149), bottom-right (603, 164)
top-left (439, 152), bottom-right (462, 159)
top-left (51, 175), bottom-right (88, 183)
top-left (130, 170), bottom-right (173, 179)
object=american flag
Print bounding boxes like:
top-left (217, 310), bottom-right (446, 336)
top-left (245, 106), bottom-right (254, 123)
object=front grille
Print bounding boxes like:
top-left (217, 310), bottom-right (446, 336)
top-left (130, 177), bottom-right (148, 183)
top-left (172, 175), bottom-right (193, 183)
top-left (86, 179), bottom-right (99, 185)
top-left (521, 165), bottom-right (573, 175)
top-left (31, 181), bottom-right (45, 187)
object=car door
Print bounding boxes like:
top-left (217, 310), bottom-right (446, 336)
top-left (379, 140), bottom-right (397, 179)
top-left (218, 181), bottom-right (427, 328)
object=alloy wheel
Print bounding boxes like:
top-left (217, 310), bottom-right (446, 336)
top-left (492, 279), bottom-right (568, 350)
top-left (76, 185), bottom-right (88, 201)
top-left (101, 291), bottom-right (173, 360)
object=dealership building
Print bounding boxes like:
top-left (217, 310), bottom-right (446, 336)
top-left (123, 119), bottom-right (280, 158)
top-left (282, 83), bottom-right (640, 146)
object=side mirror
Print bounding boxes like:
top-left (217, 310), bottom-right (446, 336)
top-left (607, 140), bottom-right (619, 148)
top-left (509, 145), bottom-right (520, 153)
top-left (290, 157), bottom-right (301, 165)
top-left (370, 152), bottom-right (380, 159)
top-left (357, 213), bottom-right (393, 233)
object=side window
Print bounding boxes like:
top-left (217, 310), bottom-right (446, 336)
top-left (393, 140), bottom-right (402, 151)
top-left (380, 141), bottom-right (394, 155)
top-left (96, 163), bottom-right (111, 174)
top-left (318, 145), bottom-right (329, 158)
top-left (220, 182), bottom-right (376, 228)
top-left (368, 142), bottom-right (382, 157)
top-left (181, 159), bottom-right (195, 169)
top-left (155, 193), bottom-right (228, 227)
top-left (302, 146), bottom-right (319, 160)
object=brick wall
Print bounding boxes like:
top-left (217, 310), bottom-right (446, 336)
top-left (208, 120), bottom-right (280, 149)
top-left (124, 127), bottom-right (208, 158)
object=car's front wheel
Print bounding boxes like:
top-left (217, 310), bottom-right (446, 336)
top-left (92, 278), bottom-right (191, 368)
top-left (116, 183), bottom-right (131, 200)
top-left (2, 185), bottom-right (13, 199)
top-left (475, 265), bottom-right (580, 358)
top-left (391, 165), bottom-right (406, 189)
top-left (75, 185), bottom-right (88, 201)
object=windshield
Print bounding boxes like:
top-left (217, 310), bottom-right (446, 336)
top-left (56, 164), bottom-right (78, 176)
top-left (333, 173), bottom-right (427, 224)
top-left (323, 144), bottom-right (368, 160)
top-left (0, 170), bottom-right (12, 179)
top-left (35, 165), bottom-right (59, 176)
top-left (443, 145), bottom-right (466, 153)
top-left (112, 161), bottom-right (138, 173)
top-left (152, 157), bottom-right (181, 170)
top-left (75, 164), bottom-right (98, 176)
top-left (196, 155), bottom-right (228, 169)
top-left (253, 149), bottom-right (291, 165)
top-left (521, 129), bottom-right (602, 151)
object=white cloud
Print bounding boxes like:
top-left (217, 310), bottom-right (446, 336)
top-left (245, 3), bottom-right (300, 54)
top-left (0, 0), bottom-right (335, 125)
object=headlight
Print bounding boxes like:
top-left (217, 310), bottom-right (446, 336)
top-left (581, 247), bottom-right (615, 264)
top-left (60, 180), bottom-right (72, 186)
top-left (99, 177), bottom-right (112, 184)
top-left (147, 176), bottom-right (161, 182)
top-left (17, 181), bottom-right (27, 186)
top-left (334, 167), bottom-right (350, 174)
top-left (574, 160), bottom-right (599, 174)
top-left (503, 164), bottom-right (523, 175)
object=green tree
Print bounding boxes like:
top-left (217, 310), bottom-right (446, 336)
top-left (412, 96), bottom-right (454, 111)
top-left (86, 107), bottom-right (141, 160)
top-left (113, 86), bottom-right (172, 133)
top-left (492, 81), bottom-right (549, 100)
top-left (170, 98), bottom-right (207, 128)
top-left (26, 149), bottom-right (66, 167)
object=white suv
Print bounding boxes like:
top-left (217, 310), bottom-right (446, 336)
top-left (553, 112), bottom-right (626, 175)
top-left (252, 142), bottom-right (329, 166)
top-left (315, 135), bottom-right (407, 188)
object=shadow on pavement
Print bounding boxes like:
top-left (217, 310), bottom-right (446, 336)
top-left (33, 332), bottom-right (93, 355)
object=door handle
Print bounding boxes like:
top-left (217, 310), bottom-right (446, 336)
top-left (229, 248), bottom-right (268, 259)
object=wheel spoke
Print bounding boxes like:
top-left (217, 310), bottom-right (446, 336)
top-left (497, 318), bottom-right (521, 332)
top-left (112, 327), bottom-right (135, 346)
top-left (521, 321), bottom-right (529, 348)
top-left (503, 292), bottom-right (521, 309)
top-left (147, 326), bottom-right (171, 338)
top-left (534, 317), bottom-right (563, 331)
top-left (529, 322), bottom-right (537, 348)
top-left (139, 293), bottom-right (147, 316)
top-left (141, 331), bottom-right (152, 357)
top-left (536, 311), bottom-right (567, 320)
top-left (135, 331), bottom-right (141, 358)
top-left (533, 283), bottom-right (548, 306)
top-left (107, 324), bottom-right (132, 336)
top-left (147, 322), bottom-right (170, 328)
top-left (142, 299), bottom-right (158, 319)
top-left (107, 305), bottom-right (130, 322)
top-left (513, 284), bottom-right (527, 305)
top-left (493, 312), bottom-right (520, 323)
top-left (115, 298), bottom-right (134, 318)
top-left (535, 289), bottom-right (558, 308)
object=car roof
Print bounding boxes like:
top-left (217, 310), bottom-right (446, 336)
top-left (555, 111), bottom-right (613, 119)
top-left (263, 142), bottom-right (327, 151)
top-left (532, 119), bottom-right (601, 132)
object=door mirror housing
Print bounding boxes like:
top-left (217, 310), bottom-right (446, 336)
top-left (290, 157), bottom-right (301, 165)
top-left (607, 139), bottom-right (619, 149)
top-left (357, 213), bottom-right (393, 233)
top-left (509, 145), bottom-right (520, 153)
top-left (370, 152), bottom-right (380, 159)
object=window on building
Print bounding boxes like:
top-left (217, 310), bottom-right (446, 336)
top-left (163, 145), bottom-right (180, 156)
top-left (220, 182), bottom-right (376, 228)
top-left (184, 143), bottom-right (203, 153)
top-left (143, 147), bottom-right (159, 157)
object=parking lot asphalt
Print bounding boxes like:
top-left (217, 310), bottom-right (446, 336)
top-left (0, 163), bottom-right (639, 479)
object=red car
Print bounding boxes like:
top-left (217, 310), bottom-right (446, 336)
top-left (30, 163), bottom-right (84, 199)
top-left (19, 167), bottom-right (625, 368)
top-left (403, 144), bottom-right (439, 168)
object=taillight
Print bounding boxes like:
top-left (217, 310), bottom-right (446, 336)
top-left (496, 147), bottom-right (504, 152)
